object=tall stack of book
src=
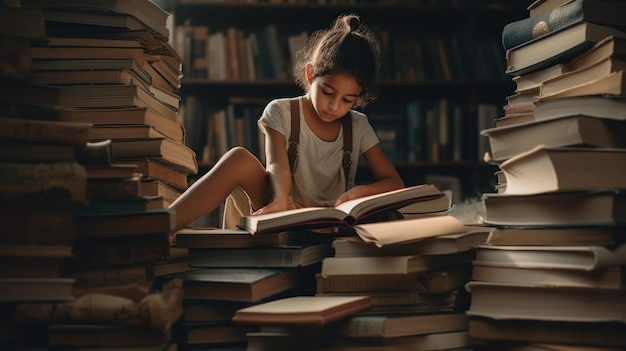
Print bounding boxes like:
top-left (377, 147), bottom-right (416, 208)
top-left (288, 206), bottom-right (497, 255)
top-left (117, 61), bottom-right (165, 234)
top-left (471, 0), bottom-right (626, 349)
top-left (0, 6), bottom-right (88, 349)
top-left (0, 1), bottom-right (191, 350)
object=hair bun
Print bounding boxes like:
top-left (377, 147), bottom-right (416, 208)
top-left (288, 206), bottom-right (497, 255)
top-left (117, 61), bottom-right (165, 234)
top-left (347, 16), bottom-right (360, 32)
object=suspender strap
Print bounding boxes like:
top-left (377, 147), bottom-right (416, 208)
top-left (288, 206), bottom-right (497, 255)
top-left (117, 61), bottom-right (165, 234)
top-left (288, 98), bottom-right (352, 189)
top-left (288, 99), bottom-right (300, 175)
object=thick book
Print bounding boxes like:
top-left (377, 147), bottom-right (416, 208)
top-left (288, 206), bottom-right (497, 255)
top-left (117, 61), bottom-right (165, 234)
top-left (20, 0), bottom-right (170, 39)
top-left (188, 243), bottom-right (332, 268)
top-left (469, 316), bottom-right (626, 347)
top-left (0, 117), bottom-right (91, 146)
top-left (540, 56), bottom-right (626, 97)
top-left (569, 35), bottom-right (626, 71)
top-left (109, 137), bottom-right (198, 175)
top-left (0, 161), bottom-right (87, 202)
top-left (162, 267), bottom-right (301, 303)
top-left (512, 63), bottom-right (568, 93)
top-left (472, 263), bottom-right (626, 290)
top-left (482, 189), bottom-right (626, 227)
top-left (47, 324), bottom-right (171, 348)
top-left (117, 158), bottom-right (189, 191)
top-left (174, 228), bottom-right (330, 249)
top-left (231, 295), bottom-right (373, 327)
top-left (474, 243), bottom-right (626, 271)
top-left (0, 244), bottom-right (72, 279)
top-left (536, 69), bottom-right (626, 102)
top-left (76, 208), bottom-right (175, 238)
top-left (534, 95), bottom-right (626, 121)
top-left (497, 146), bottom-right (626, 195)
top-left (237, 184), bottom-right (444, 234)
top-left (332, 227), bottom-right (489, 257)
top-left (89, 124), bottom-right (183, 143)
top-left (315, 265), bottom-right (473, 294)
top-left (481, 115), bottom-right (626, 162)
top-left (320, 250), bottom-right (475, 276)
top-left (336, 313), bottom-right (468, 338)
top-left (505, 21), bottom-right (626, 76)
top-left (0, 277), bottom-right (75, 302)
top-left (486, 226), bottom-right (618, 246)
top-left (503, 0), bottom-right (626, 50)
top-left (466, 281), bottom-right (626, 323)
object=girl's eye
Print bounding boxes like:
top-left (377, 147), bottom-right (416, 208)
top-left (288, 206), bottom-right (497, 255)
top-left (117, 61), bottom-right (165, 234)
top-left (344, 98), bottom-right (355, 104)
top-left (322, 89), bottom-right (332, 96)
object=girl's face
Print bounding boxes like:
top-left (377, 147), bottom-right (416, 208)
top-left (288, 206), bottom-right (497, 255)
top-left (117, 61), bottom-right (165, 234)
top-left (307, 65), bottom-right (362, 123)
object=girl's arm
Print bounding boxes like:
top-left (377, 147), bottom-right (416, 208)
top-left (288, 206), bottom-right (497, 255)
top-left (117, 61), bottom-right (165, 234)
top-left (334, 143), bottom-right (405, 206)
top-left (253, 127), bottom-right (293, 214)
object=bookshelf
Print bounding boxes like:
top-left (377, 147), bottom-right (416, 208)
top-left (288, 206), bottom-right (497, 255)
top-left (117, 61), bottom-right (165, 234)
top-left (171, 0), bottom-right (527, 205)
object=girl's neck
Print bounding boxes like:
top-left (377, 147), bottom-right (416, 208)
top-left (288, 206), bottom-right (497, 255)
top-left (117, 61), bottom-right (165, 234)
top-left (301, 95), bottom-right (341, 142)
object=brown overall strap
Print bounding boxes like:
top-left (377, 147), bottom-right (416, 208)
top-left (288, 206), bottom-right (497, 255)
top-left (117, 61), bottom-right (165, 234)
top-left (288, 98), bottom-right (352, 189)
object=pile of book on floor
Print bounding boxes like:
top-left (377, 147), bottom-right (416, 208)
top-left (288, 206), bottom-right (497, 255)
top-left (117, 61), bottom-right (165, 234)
top-left (166, 184), bottom-right (480, 350)
top-left (473, 0), bottom-right (626, 349)
top-left (0, 2), bottom-right (191, 350)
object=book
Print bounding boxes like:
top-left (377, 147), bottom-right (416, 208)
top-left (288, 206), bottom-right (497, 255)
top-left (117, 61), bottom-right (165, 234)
top-left (0, 117), bottom-right (91, 146)
top-left (512, 63), bottom-right (568, 93)
top-left (139, 179), bottom-right (182, 205)
top-left (177, 322), bottom-right (249, 346)
top-left (188, 243), bottom-right (332, 268)
top-left (89, 125), bottom-right (182, 143)
top-left (47, 324), bottom-right (171, 348)
top-left (336, 313), bottom-right (468, 338)
top-left (527, 0), bottom-right (574, 17)
top-left (482, 190), bottom-right (626, 227)
top-left (315, 265), bottom-right (473, 294)
top-left (569, 35), bottom-right (626, 71)
top-left (331, 227), bottom-right (489, 257)
top-left (19, 0), bottom-right (169, 39)
top-left (503, 0), bottom-right (626, 51)
top-left (109, 138), bottom-right (198, 175)
top-left (79, 195), bottom-right (167, 214)
top-left (30, 45), bottom-right (146, 65)
top-left (76, 208), bottom-right (175, 238)
top-left (469, 316), bottom-right (626, 347)
top-left (497, 146), bottom-right (626, 195)
top-left (312, 330), bottom-right (473, 351)
top-left (0, 161), bottom-right (87, 202)
top-left (231, 295), bottom-right (373, 327)
top-left (32, 58), bottom-right (151, 83)
top-left (0, 244), bottom-right (72, 278)
top-left (86, 176), bottom-right (142, 199)
top-left (162, 267), bottom-right (302, 302)
top-left (174, 228), bottom-right (330, 249)
top-left (85, 164), bottom-right (139, 180)
top-left (0, 141), bottom-right (76, 163)
top-left (533, 95), bottom-right (626, 121)
top-left (0, 277), bottom-right (75, 302)
top-left (116, 159), bottom-right (188, 191)
top-left (471, 263), bottom-right (626, 290)
top-left (486, 226), bottom-right (618, 246)
top-left (536, 70), bottom-right (626, 102)
top-left (540, 56), bottom-right (626, 97)
top-left (41, 7), bottom-right (169, 37)
top-left (481, 115), bottom-right (626, 162)
top-left (474, 243), bottom-right (626, 271)
top-left (505, 21), bottom-right (626, 76)
top-left (237, 184), bottom-right (444, 234)
top-left (320, 250), bottom-right (475, 276)
top-left (466, 281), bottom-right (626, 322)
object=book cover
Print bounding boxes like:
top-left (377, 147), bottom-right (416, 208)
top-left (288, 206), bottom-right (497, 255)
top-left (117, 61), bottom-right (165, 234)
top-left (231, 295), bottom-right (372, 327)
top-left (188, 243), bottom-right (332, 268)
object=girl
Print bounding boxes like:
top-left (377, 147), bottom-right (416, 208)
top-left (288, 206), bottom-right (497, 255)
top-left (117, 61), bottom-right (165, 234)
top-left (170, 14), bottom-right (405, 232)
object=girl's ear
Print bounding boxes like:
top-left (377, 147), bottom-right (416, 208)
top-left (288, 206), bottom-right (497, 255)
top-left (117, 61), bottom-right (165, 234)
top-left (305, 63), bottom-right (314, 83)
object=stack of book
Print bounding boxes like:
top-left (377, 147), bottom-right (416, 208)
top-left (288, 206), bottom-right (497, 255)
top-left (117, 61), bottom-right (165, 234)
top-left (18, 0), bottom-right (196, 207)
top-left (471, 0), bottom-right (626, 349)
top-left (166, 227), bottom-right (335, 350)
top-left (0, 7), bottom-right (88, 349)
top-left (0, 2), bottom-right (190, 350)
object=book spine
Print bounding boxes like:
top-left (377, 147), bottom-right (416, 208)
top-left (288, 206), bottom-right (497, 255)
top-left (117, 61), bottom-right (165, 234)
top-left (502, 0), bottom-right (583, 50)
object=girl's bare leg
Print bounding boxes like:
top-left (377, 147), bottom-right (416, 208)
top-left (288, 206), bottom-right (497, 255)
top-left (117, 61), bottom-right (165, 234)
top-left (169, 147), bottom-right (271, 231)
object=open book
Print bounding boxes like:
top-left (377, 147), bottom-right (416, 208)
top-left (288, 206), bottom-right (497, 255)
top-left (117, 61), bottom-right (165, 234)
top-left (237, 184), bottom-right (445, 234)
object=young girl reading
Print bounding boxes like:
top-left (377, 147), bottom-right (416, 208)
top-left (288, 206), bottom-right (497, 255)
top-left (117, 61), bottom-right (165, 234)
top-left (170, 14), bottom-right (405, 232)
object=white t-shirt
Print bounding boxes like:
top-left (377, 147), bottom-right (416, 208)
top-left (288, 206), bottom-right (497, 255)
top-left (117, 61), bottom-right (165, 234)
top-left (258, 96), bottom-right (379, 207)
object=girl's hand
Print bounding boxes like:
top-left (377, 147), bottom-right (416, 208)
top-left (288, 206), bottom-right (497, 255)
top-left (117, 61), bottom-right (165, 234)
top-left (334, 186), bottom-right (366, 207)
top-left (252, 198), bottom-right (289, 215)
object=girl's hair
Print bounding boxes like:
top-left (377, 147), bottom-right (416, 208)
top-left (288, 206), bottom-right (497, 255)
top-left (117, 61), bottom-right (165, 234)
top-left (293, 14), bottom-right (381, 108)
